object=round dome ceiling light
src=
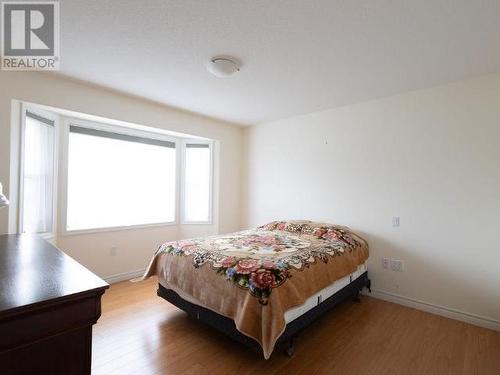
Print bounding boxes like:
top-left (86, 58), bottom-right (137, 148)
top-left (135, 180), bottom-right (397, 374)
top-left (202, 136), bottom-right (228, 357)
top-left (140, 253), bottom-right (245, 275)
top-left (206, 56), bottom-right (240, 78)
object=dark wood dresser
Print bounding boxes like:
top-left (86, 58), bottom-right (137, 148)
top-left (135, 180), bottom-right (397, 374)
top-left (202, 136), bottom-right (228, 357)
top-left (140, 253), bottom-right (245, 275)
top-left (0, 234), bottom-right (109, 375)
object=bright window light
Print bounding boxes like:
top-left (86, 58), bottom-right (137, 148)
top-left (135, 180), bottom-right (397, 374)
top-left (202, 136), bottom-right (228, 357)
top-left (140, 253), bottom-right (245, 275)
top-left (184, 143), bottom-right (211, 222)
top-left (22, 112), bottom-right (55, 234)
top-left (67, 127), bottom-right (176, 231)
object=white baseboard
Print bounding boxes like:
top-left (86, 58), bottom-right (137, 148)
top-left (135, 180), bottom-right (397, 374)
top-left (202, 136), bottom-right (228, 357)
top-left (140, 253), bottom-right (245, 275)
top-left (363, 288), bottom-right (500, 332)
top-left (103, 268), bottom-right (146, 284)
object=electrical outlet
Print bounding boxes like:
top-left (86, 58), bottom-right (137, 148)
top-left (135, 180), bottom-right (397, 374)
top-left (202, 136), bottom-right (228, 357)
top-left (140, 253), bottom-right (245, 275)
top-left (382, 257), bottom-right (389, 269)
top-left (110, 246), bottom-right (117, 256)
top-left (390, 259), bottom-right (403, 272)
top-left (392, 217), bottom-right (400, 227)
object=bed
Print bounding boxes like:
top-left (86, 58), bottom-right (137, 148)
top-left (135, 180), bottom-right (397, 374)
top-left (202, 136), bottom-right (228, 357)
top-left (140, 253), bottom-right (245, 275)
top-left (143, 220), bottom-right (370, 359)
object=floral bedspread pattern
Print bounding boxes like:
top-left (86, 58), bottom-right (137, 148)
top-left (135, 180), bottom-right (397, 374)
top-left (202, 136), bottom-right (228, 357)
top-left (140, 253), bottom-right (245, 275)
top-left (156, 221), bottom-right (366, 305)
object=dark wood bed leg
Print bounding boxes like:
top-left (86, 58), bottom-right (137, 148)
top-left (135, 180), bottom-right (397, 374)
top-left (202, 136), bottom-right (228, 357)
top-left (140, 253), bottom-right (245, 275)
top-left (285, 337), bottom-right (295, 358)
top-left (366, 279), bottom-right (372, 293)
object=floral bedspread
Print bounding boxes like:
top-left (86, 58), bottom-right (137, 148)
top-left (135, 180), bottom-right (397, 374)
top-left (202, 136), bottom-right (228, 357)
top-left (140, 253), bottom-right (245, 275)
top-left (143, 220), bottom-right (369, 359)
top-left (157, 221), bottom-right (365, 305)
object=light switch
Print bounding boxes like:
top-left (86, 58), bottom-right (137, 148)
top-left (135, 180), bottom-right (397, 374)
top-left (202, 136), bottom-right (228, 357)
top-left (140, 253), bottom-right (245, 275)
top-left (392, 217), bottom-right (400, 227)
top-left (382, 257), bottom-right (389, 269)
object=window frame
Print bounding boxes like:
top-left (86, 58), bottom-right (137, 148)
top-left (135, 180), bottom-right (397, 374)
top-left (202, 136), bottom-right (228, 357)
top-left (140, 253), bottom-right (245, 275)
top-left (180, 139), bottom-right (214, 225)
top-left (18, 104), bottom-right (59, 239)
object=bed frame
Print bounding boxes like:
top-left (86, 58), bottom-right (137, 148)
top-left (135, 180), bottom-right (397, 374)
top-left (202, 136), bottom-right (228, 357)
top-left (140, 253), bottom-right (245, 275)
top-left (157, 271), bottom-right (371, 358)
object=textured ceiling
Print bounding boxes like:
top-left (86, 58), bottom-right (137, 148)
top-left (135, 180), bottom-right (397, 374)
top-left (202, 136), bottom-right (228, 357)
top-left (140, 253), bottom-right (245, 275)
top-left (59, 0), bottom-right (500, 125)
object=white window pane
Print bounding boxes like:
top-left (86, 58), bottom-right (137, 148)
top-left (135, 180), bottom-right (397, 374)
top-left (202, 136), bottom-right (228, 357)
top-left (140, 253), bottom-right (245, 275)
top-left (22, 115), bottom-right (54, 234)
top-left (67, 131), bottom-right (176, 231)
top-left (184, 145), bottom-right (210, 222)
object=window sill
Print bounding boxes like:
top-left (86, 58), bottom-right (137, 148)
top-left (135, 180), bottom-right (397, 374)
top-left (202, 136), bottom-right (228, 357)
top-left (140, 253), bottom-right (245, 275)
top-left (39, 232), bottom-right (56, 241)
top-left (60, 221), bottom-right (178, 237)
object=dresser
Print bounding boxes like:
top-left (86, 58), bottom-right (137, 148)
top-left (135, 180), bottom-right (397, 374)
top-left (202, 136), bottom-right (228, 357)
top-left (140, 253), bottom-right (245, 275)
top-left (0, 235), bottom-right (109, 375)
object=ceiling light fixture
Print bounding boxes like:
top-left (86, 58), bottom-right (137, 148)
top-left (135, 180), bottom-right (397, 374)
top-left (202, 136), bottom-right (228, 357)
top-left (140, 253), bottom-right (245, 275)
top-left (206, 56), bottom-right (240, 78)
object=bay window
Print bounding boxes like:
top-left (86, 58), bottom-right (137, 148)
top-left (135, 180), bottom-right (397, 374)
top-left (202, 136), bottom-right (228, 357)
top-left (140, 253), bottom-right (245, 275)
top-left (17, 104), bottom-right (214, 235)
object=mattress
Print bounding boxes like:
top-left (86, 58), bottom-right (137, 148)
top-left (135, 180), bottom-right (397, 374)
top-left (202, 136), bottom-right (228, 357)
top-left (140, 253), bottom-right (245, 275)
top-left (284, 262), bottom-right (367, 323)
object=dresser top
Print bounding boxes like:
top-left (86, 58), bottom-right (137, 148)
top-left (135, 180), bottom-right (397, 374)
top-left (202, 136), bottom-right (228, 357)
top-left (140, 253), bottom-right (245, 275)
top-left (0, 234), bottom-right (109, 318)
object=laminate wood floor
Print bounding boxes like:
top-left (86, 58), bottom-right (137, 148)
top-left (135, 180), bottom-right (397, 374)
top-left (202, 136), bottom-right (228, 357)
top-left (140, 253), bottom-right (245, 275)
top-left (92, 277), bottom-right (500, 375)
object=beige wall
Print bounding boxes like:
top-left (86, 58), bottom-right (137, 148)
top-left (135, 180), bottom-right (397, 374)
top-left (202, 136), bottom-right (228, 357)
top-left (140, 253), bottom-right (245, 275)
top-left (2, 69), bottom-right (499, 328)
top-left (242, 72), bottom-right (500, 327)
top-left (0, 71), bottom-right (243, 280)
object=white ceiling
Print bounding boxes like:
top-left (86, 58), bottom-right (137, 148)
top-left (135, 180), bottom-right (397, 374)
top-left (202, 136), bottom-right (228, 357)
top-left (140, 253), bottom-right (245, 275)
top-left (59, 0), bottom-right (500, 125)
